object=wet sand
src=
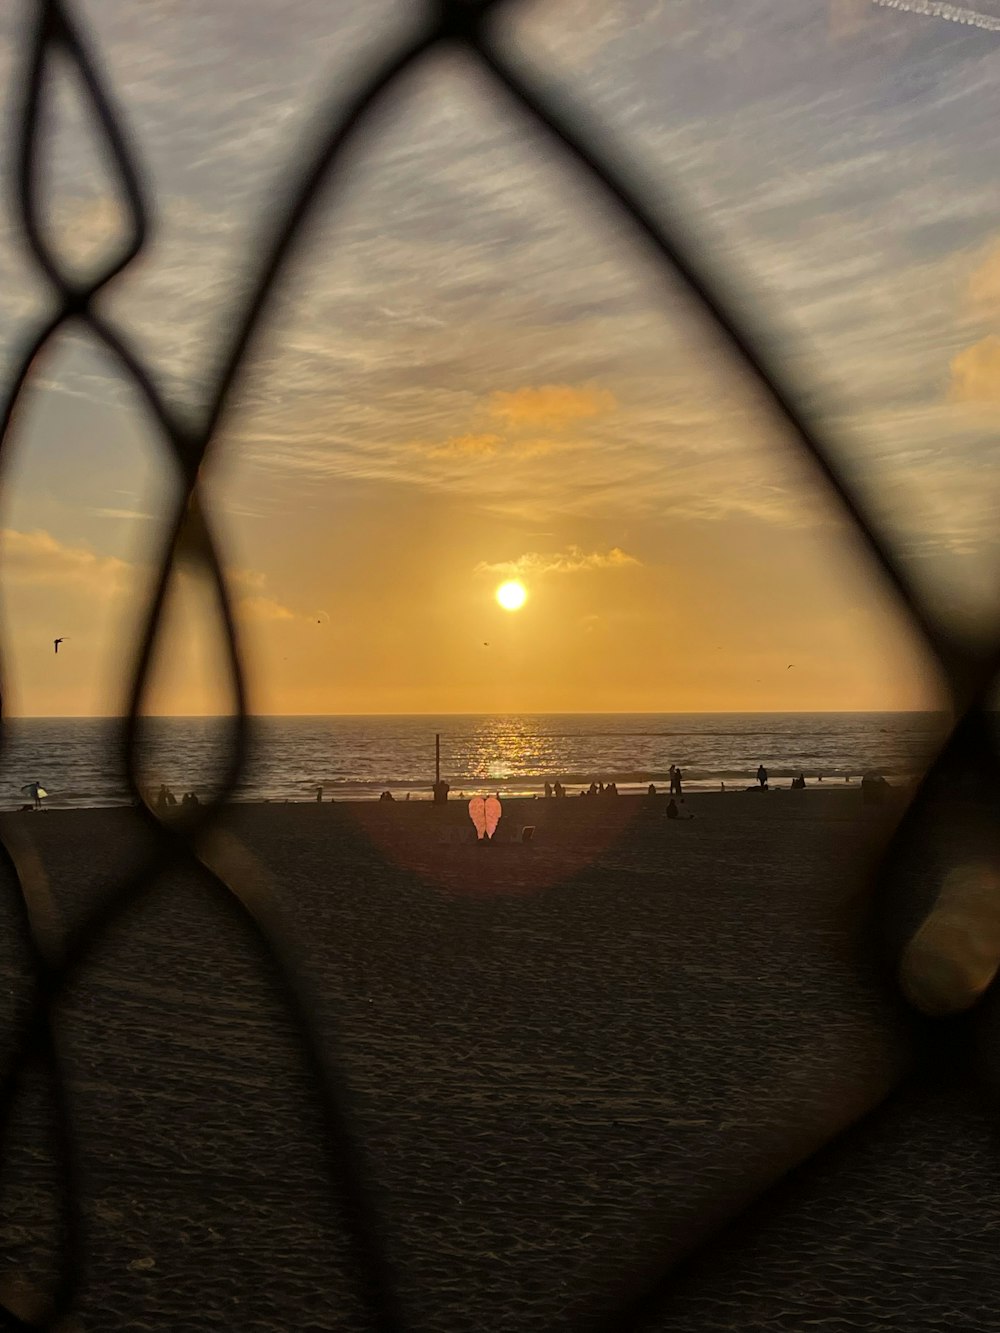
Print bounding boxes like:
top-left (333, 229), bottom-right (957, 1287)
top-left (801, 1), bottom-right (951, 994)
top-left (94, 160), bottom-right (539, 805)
top-left (0, 791), bottom-right (923, 1329)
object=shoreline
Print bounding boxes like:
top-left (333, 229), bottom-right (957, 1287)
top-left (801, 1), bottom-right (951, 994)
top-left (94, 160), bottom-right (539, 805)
top-left (1, 713), bottom-right (939, 809)
top-left (12, 782), bottom-right (913, 817)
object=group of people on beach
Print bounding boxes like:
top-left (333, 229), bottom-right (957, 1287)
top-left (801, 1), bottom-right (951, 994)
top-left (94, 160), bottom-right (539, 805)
top-left (539, 769), bottom-right (688, 800)
top-left (543, 779), bottom-right (622, 799)
top-left (154, 785), bottom-right (199, 811)
top-left (535, 760), bottom-right (828, 801)
top-left (185, 764), bottom-right (878, 809)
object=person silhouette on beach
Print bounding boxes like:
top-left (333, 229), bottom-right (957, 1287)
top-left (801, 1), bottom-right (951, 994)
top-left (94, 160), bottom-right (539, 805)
top-left (21, 781), bottom-right (46, 810)
top-left (156, 783), bottom-right (177, 810)
top-left (666, 797), bottom-right (679, 819)
top-left (757, 765), bottom-right (768, 790)
top-left (544, 781), bottom-right (552, 799)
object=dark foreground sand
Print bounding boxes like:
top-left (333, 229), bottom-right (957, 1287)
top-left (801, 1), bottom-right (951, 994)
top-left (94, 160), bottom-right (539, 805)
top-left (0, 790), bottom-right (993, 1330)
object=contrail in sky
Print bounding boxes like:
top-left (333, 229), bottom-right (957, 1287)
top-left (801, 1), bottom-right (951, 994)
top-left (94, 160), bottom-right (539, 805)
top-left (870, 0), bottom-right (1000, 30)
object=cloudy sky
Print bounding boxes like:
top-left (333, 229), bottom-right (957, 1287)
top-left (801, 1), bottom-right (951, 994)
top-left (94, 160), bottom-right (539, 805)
top-left (1, 0), bottom-right (999, 715)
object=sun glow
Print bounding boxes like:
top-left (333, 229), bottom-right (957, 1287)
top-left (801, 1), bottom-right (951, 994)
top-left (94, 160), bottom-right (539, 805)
top-left (496, 580), bottom-right (527, 611)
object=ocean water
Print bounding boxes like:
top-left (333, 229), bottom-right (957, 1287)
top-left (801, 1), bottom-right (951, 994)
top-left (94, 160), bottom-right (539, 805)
top-left (0, 712), bottom-right (950, 809)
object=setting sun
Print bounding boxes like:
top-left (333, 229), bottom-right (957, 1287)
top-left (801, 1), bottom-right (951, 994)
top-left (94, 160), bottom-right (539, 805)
top-left (496, 580), bottom-right (527, 612)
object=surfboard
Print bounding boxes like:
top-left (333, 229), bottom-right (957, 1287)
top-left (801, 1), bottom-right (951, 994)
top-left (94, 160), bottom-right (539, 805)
top-left (468, 796), bottom-right (487, 840)
top-left (484, 795), bottom-right (501, 839)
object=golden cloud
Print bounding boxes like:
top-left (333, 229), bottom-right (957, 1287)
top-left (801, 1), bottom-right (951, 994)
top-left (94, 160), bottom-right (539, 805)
top-left (237, 594), bottom-right (296, 622)
top-left (949, 335), bottom-right (1000, 402)
top-left (488, 383), bottom-right (617, 430)
top-left (966, 243), bottom-right (1000, 314)
top-left (0, 528), bottom-right (133, 592)
top-left (414, 386), bottom-right (617, 466)
top-left (0, 531), bottom-right (300, 627)
top-left (228, 567), bottom-right (269, 592)
top-left (475, 546), bottom-right (640, 578)
top-left (228, 568), bottom-right (301, 622)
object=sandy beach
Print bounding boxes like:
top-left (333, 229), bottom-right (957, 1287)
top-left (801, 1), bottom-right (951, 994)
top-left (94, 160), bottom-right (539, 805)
top-left (0, 789), bottom-right (964, 1330)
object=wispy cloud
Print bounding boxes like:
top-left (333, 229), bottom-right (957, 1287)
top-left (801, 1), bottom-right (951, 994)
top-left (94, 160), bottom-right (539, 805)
top-left (90, 508), bottom-right (156, 521)
top-left (425, 432), bottom-right (503, 458)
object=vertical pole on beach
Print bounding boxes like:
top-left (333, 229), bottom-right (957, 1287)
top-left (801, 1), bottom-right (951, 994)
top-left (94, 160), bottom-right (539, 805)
top-left (435, 733), bottom-right (440, 787)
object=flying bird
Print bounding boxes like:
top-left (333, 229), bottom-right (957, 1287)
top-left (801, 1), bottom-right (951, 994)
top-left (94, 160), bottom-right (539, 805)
top-left (787, 664), bottom-right (795, 669)
top-left (53, 638), bottom-right (67, 654)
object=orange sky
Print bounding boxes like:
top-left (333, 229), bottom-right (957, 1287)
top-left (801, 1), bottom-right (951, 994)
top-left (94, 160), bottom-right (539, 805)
top-left (0, 430), bottom-right (942, 715)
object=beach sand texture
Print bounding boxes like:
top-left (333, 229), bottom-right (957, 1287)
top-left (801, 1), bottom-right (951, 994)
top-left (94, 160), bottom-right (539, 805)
top-left (0, 791), bottom-right (935, 1329)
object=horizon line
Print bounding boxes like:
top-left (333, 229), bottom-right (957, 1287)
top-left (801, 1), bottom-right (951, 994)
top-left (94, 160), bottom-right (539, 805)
top-left (1, 708), bottom-right (950, 720)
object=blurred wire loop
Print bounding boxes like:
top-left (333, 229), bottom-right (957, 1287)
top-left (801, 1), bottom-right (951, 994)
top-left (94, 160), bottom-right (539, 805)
top-left (1, 1), bottom-right (999, 1330)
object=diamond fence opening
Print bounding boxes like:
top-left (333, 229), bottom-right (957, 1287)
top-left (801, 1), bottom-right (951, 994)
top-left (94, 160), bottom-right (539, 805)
top-left (1, 1), bottom-right (999, 1330)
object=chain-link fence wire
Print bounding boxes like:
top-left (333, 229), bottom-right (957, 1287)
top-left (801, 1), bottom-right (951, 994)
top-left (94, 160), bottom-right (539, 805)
top-left (2, 0), bottom-right (1000, 1329)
